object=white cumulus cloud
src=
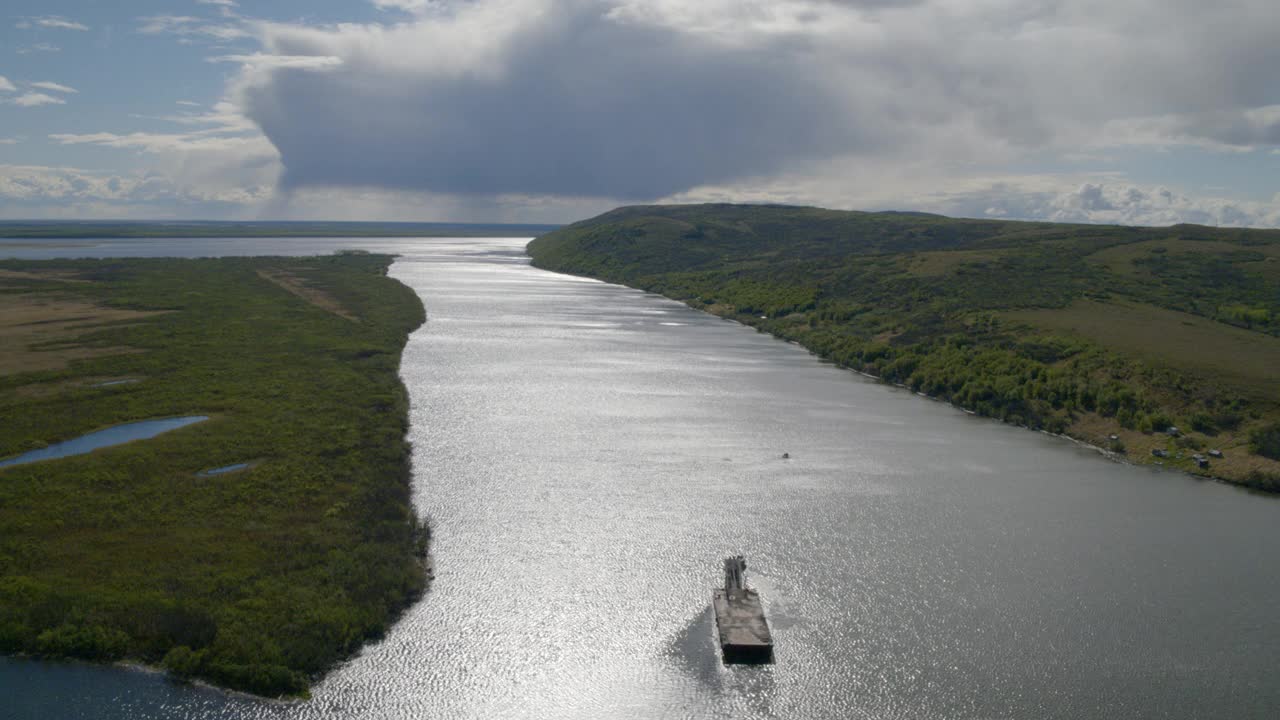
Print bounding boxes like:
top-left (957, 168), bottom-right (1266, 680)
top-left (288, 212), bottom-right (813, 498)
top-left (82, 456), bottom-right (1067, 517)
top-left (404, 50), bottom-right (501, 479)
top-left (209, 53), bottom-right (343, 70)
top-left (0, 163), bottom-right (273, 219)
top-left (933, 181), bottom-right (1280, 229)
top-left (15, 43), bottom-right (61, 54)
top-left (138, 15), bottom-right (250, 41)
top-left (9, 92), bottom-right (66, 107)
top-left (29, 81), bottom-right (77, 94)
top-left (370, 0), bottom-right (439, 13)
top-left (50, 131), bottom-right (270, 155)
top-left (30, 16), bottom-right (90, 31)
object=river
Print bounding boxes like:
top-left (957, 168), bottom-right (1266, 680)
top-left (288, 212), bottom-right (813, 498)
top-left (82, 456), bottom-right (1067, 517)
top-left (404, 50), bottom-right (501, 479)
top-left (3, 237), bottom-right (1279, 719)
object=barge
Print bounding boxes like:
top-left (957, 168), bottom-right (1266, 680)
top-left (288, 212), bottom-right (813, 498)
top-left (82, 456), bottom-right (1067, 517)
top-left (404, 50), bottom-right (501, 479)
top-left (712, 555), bottom-right (774, 664)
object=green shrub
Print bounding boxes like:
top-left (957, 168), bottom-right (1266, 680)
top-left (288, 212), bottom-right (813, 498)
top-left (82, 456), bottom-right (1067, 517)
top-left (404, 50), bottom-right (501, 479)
top-left (1147, 412), bottom-right (1174, 434)
top-left (1174, 434), bottom-right (1204, 450)
top-left (1249, 423), bottom-right (1280, 460)
top-left (162, 645), bottom-right (206, 679)
top-left (1188, 412), bottom-right (1218, 435)
top-left (1244, 470), bottom-right (1280, 492)
top-left (35, 624), bottom-right (130, 661)
top-left (204, 661), bottom-right (309, 698)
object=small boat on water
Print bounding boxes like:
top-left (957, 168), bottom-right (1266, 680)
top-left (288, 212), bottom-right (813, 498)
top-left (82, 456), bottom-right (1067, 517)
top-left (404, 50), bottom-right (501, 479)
top-left (712, 556), bottom-right (774, 664)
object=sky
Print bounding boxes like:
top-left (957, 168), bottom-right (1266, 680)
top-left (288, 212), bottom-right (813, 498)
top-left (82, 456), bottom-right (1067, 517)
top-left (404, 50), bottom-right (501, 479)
top-left (2, 0), bottom-right (1280, 226)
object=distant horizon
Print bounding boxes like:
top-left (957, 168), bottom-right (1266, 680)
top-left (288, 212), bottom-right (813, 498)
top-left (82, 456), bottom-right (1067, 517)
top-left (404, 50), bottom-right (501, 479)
top-left (0, 218), bottom-right (564, 227)
top-left (1, 204), bottom-right (1273, 234)
top-left (0, 217), bottom-right (563, 239)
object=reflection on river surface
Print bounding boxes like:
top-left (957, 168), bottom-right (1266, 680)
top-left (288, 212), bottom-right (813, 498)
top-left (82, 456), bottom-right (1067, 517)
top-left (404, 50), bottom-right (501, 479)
top-left (4, 237), bottom-right (1280, 719)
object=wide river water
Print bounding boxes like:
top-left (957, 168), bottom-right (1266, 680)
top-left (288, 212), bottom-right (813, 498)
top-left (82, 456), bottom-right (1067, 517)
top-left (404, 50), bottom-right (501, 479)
top-left (4, 236), bottom-right (1280, 719)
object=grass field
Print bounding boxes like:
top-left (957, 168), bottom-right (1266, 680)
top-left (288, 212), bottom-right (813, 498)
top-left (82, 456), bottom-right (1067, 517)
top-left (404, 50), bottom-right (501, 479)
top-left (1006, 299), bottom-right (1280, 401)
top-left (0, 293), bottom-right (158, 374)
top-left (1086, 237), bottom-right (1280, 274)
top-left (1005, 299), bottom-right (1280, 482)
top-left (0, 254), bottom-right (427, 697)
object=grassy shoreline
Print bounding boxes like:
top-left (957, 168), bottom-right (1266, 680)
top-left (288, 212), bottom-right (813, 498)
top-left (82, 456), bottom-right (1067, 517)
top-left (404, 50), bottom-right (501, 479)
top-left (0, 253), bottom-right (428, 697)
top-left (528, 204), bottom-right (1280, 493)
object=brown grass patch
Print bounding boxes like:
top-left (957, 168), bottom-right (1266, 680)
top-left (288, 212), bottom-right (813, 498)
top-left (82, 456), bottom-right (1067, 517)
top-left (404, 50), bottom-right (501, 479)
top-left (256, 269), bottom-right (358, 321)
top-left (0, 295), bottom-right (159, 375)
top-left (0, 269), bottom-right (89, 284)
top-left (12, 377), bottom-right (129, 398)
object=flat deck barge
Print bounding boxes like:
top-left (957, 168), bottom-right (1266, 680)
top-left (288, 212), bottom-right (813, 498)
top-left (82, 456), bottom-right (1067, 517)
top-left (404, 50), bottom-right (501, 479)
top-left (712, 556), bottom-right (774, 664)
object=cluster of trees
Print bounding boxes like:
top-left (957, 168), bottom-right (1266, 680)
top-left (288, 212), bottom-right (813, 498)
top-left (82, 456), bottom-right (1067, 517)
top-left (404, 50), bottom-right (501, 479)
top-left (1251, 423), bottom-right (1280, 460)
top-left (791, 326), bottom-right (1248, 438)
top-left (1130, 249), bottom-right (1279, 336)
top-left (0, 254), bottom-right (429, 696)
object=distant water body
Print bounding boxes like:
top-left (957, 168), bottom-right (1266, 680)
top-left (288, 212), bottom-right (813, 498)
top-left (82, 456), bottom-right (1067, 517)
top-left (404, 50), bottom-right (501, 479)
top-left (0, 416), bottom-right (208, 469)
top-left (3, 236), bottom-right (1279, 719)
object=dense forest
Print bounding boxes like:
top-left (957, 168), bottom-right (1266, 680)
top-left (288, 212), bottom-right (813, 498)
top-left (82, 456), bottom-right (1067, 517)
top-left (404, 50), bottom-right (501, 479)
top-left (0, 254), bottom-right (427, 696)
top-left (529, 204), bottom-right (1280, 491)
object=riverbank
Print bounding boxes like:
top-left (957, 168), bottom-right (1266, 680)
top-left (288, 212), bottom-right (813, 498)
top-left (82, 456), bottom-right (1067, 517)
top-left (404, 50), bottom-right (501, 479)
top-left (681, 298), bottom-right (1263, 489)
top-left (0, 253), bottom-right (428, 697)
top-left (698, 300), bottom-right (1276, 490)
top-left (527, 204), bottom-right (1280, 493)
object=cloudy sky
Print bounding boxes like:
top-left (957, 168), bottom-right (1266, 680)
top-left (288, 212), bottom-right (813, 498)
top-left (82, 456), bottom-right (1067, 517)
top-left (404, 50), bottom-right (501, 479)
top-left (2, 0), bottom-right (1280, 225)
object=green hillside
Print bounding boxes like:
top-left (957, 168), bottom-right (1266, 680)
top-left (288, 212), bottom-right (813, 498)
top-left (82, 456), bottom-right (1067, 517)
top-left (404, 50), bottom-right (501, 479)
top-left (529, 204), bottom-right (1280, 491)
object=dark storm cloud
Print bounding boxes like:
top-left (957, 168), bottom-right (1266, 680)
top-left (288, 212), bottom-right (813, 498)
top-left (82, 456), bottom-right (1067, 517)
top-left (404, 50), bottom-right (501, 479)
top-left (228, 0), bottom-right (1280, 200)
top-left (240, 1), bottom-right (885, 198)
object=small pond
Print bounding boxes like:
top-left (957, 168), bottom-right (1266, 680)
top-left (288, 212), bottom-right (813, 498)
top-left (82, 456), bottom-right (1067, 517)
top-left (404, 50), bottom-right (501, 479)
top-left (0, 416), bottom-right (209, 469)
top-left (198, 462), bottom-right (251, 477)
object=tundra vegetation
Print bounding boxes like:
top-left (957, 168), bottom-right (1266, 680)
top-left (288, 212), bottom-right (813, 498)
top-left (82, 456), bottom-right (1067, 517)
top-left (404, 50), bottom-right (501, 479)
top-left (529, 204), bottom-right (1280, 491)
top-left (0, 254), bottom-right (427, 697)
